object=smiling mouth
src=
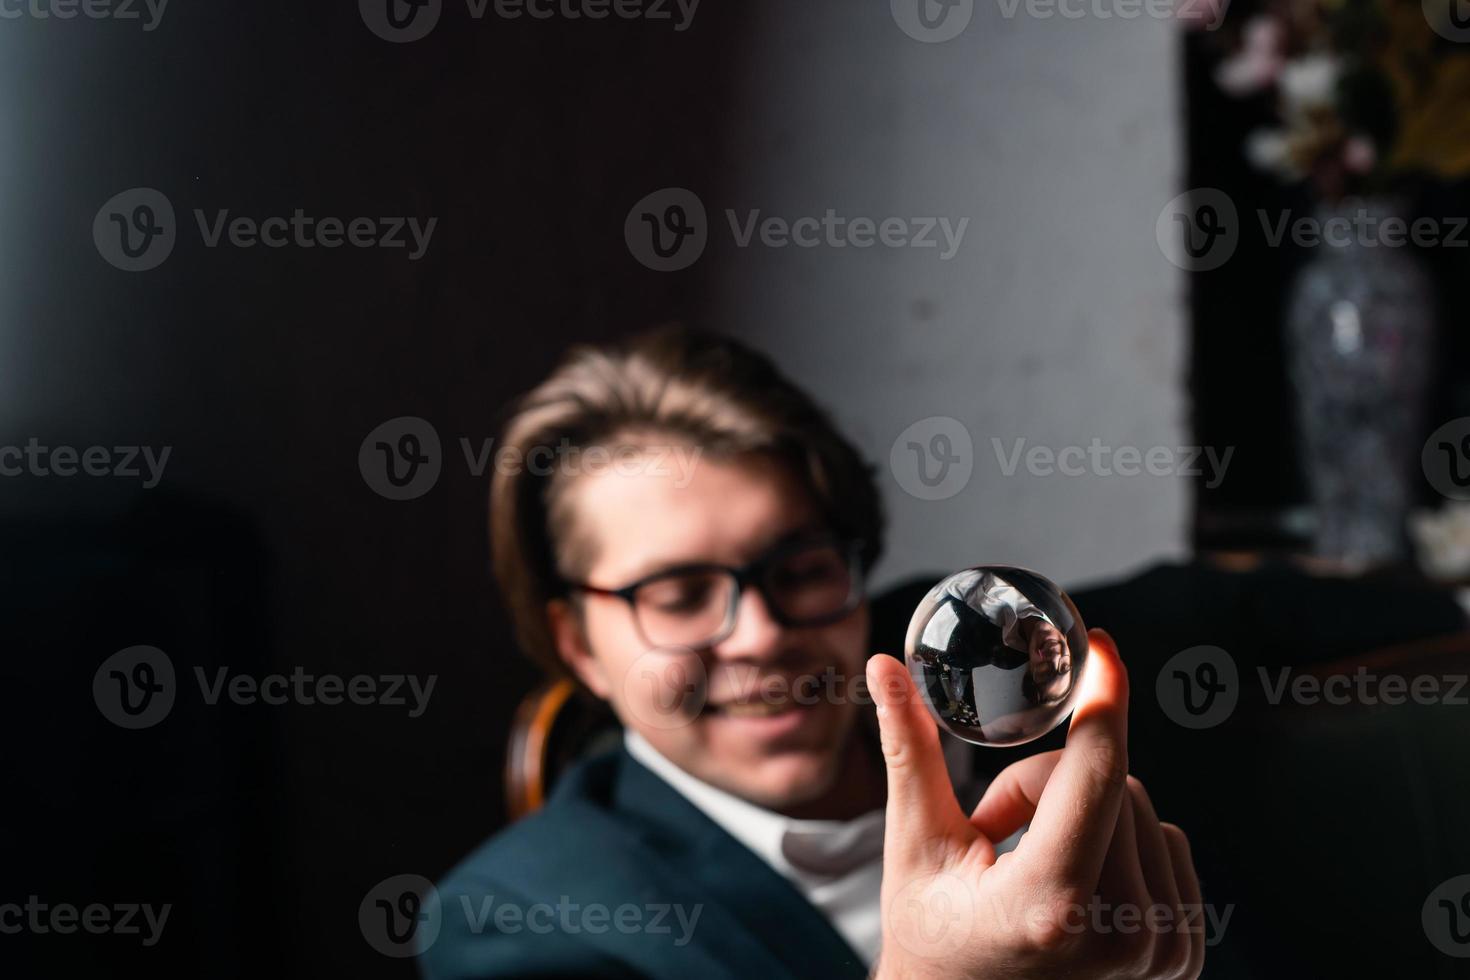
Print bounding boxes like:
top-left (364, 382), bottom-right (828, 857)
top-left (711, 698), bottom-right (800, 718)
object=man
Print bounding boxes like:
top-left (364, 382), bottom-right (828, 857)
top-left (421, 326), bottom-right (1204, 979)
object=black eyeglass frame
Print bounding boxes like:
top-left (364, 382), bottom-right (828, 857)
top-left (564, 535), bottom-right (868, 650)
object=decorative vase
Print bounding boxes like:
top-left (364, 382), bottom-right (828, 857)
top-left (1284, 196), bottom-right (1436, 568)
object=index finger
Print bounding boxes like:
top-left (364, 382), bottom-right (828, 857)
top-left (1013, 627), bottom-right (1129, 891)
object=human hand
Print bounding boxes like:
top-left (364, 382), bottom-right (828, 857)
top-left (869, 629), bottom-right (1204, 980)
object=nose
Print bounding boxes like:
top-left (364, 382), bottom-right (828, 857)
top-left (711, 584), bottom-right (787, 663)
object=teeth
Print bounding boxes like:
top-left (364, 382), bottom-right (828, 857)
top-left (722, 700), bottom-right (792, 718)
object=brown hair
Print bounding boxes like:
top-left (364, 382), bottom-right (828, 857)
top-left (490, 325), bottom-right (884, 674)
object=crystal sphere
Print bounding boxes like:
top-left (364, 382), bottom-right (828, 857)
top-left (904, 566), bottom-right (1088, 747)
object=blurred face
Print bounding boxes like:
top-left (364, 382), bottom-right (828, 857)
top-left (1027, 619), bottom-right (1065, 670)
top-left (1027, 619), bottom-right (1072, 703)
top-left (547, 450), bottom-right (871, 811)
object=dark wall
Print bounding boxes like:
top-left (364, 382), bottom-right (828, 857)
top-left (2, 4), bottom-right (747, 976)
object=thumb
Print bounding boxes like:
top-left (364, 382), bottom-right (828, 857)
top-left (866, 653), bottom-right (969, 866)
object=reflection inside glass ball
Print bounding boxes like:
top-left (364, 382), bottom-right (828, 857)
top-left (904, 566), bottom-right (1088, 747)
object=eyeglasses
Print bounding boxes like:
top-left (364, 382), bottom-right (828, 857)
top-left (566, 536), bottom-right (866, 651)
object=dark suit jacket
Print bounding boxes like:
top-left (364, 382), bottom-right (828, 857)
top-left (420, 746), bottom-right (871, 980)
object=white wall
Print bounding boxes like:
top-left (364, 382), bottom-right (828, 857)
top-left (708, 0), bottom-right (1189, 591)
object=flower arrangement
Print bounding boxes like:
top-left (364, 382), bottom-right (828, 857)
top-left (1213, 0), bottom-right (1470, 195)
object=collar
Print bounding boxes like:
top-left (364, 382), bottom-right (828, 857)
top-left (623, 730), bottom-right (886, 880)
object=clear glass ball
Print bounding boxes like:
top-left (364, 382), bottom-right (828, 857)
top-left (904, 566), bottom-right (1088, 747)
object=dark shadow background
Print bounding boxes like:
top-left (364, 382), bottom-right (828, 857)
top-left (5, 3), bottom-right (1470, 979)
top-left (2, 4), bottom-right (747, 977)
